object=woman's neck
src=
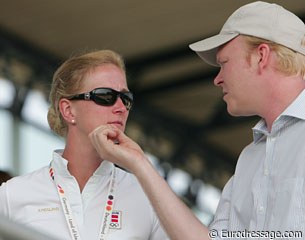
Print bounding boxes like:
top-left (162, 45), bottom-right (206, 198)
top-left (62, 144), bottom-right (102, 192)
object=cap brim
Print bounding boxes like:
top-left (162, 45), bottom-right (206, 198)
top-left (189, 33), bottom-right (239, 66)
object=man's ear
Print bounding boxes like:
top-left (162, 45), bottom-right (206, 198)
top-left (257, 43), bottom-right (271, 71)
top-left (59, 98), bottom-right (75, 124)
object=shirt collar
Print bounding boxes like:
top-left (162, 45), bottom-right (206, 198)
top-left (252, 89), bottom-right (305, 143)
top-left (280, 89), bottom-right (305, 120)
top-left (52, 149), bottom-right (114, 177)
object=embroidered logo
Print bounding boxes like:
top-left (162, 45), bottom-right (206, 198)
top-left (38, 207), bottom-right (60, 213)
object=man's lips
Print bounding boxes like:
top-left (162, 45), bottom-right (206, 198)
top-left (222, 91), bottom-right (228, 100)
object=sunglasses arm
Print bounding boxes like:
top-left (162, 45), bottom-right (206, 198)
top-left (69, 92), bottom-right (92, 101)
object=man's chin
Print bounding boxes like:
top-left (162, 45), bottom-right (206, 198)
top-left (226, 104), bottom-right (243, 117)
top-left (227, 107), bottom-right (256, 118)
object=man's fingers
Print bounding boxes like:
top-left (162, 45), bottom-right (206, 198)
top-left (89, 125), bottom-right (127, 164)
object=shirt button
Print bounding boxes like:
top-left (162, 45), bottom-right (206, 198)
top-left (264, 169), bottom-right (269, 176)
top-left (258, 206), bottom-right (264, 213)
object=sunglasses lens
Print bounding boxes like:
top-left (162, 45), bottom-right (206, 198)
top-left (94, 93), bottom-right (117, 106)
top-left (93, 89), bottom-right (133, 110)
top-left (121, 93), bottom-right (133, 110)
top-left (93, 89), bottom-right (116, 105)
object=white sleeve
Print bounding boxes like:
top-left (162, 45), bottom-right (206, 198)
top-left (209, 176), bottom-right (234, 235)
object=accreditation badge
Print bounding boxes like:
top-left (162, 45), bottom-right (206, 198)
top-left (110, 210), bottom-right (122, 229)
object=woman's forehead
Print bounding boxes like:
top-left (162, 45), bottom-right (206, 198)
top-left (81, 64), bottom-right (128, 91)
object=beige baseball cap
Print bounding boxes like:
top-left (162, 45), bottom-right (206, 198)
top-left (189, 1), bottom-right (305, 66)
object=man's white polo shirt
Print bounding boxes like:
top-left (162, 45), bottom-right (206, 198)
top-left (0, 150), bottom-right (168, 240)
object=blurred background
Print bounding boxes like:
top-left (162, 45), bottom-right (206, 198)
top-left (0, 0), bottom-right (304, 225)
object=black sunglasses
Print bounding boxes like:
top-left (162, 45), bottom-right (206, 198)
top-left (68, 87), bottom-right (134, 110)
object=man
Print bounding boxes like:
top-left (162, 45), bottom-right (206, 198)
top-left (90, 2), bottom-right (305, 239)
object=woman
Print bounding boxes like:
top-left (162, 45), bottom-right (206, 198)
top-left (0, 50), bottom-right (168, 240)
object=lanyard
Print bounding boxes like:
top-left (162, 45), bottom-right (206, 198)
top-left (49, 162), bottom-right (117, 240)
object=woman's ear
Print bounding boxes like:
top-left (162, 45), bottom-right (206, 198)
top-left (59, 98), bottom-right (75, 124)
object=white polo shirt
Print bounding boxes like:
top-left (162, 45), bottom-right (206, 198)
top-left (0, 150), bottom-right (168, 240)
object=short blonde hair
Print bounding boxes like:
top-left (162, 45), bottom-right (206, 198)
top-left (244, 35), bottom-right (305, 80)
top-left (47, 50), bottom-right (126, 137)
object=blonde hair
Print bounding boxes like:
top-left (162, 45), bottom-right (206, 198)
top-left (47, 50), bottom-right (126, 137)
top-left (244, 35), bottom-right (305, 80)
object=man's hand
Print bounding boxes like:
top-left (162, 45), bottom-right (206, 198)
top-left (89, 124), bottom-right (147, 172)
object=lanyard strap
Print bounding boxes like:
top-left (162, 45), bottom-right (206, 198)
top-left (49, 163), bottom-right (116, 240)
top-left (99, 166), bottom-right (116, 240)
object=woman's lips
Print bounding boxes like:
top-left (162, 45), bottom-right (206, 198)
top-left (108, 121), bottom-right (123, 127)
